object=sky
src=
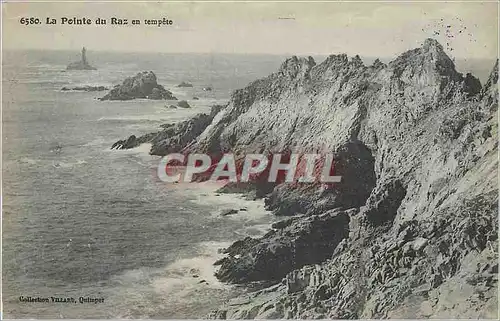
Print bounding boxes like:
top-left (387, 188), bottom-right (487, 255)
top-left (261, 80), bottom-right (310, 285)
top-left (2, 1), bottom-right (499, 59)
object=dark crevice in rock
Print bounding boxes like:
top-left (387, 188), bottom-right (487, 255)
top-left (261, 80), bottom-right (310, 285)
top-left (462, 73), bottom-right (482, 97)
top-left (263, 140), bottom-right (376, 216)
top-left (364, 179), bottom-right (407, 228)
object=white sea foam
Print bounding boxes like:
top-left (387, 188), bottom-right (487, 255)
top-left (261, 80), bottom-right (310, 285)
top-left (234, 223), bottom-right (273, 238)
top-left (190, 187), bottom-right (272, 220)
top-left (96, 114), bottom-right (171, 122)
top-left (19, 157), bottom-right (38, 165)
top-left (52, 159), bottom-right (88, 169)
top-left (60, 82), bottom-right (112, 88)
top-left (82, 137), bottom-right (114, 147)
top-left (130, 143), bottom-right (154, 155)
top-left (152, 241), bottom-right (231, 294)
top-left (108, 240), bottom-right (238, 318)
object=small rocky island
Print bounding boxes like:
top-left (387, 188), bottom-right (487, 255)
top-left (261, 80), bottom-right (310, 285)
top-left (177, 81), bottom-right (193, 87)
top-left (66, 47), bottom-right (97, 70)
top-left (177, 100), bottom-right (191, 108)
top-left (99, 71), bottom-right (177, 101)
top-left (166, 100), bottom-right (191, 109)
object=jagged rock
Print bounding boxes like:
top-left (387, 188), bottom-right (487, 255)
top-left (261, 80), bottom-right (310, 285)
top-left (372, 58), bottom-right (386, 69)
top-left (462, 73), bottom-right (482, 97)
top-left (66, 47), bottom-right (97, 70)
top-left (149, 87), bottom-right (166, 100)
top-left (213, 210), bottom-right (350, 283)
top-left (480, 60), bottom-right (499, 112)
top-left (99, 71), bottom-right (177, 101)
top-left (363, 179), bottom-right (407, 227)
top-left (111, 105), bottom-right (224, 154)
top-left (177, 81), bottom-right (193, 87)
top-left (61, 85), bottom-right (108, 92)
top-left (111, 134), bottom-right (145, 150)
top-left (220, 209), bottom-right (238, 216)
top-left (483, 60), bottom-right (498, 94)
top-left (203, 86), bottom-right (213, 91)
top-left (177, 100), bottom-right (191, 108)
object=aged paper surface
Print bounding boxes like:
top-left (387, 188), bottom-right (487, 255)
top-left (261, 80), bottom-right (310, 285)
top-left (2, 0), bottom-right (499, 319)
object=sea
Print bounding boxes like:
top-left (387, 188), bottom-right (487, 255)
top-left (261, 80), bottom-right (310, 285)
top-left (1, 50), bottom-right (289, 318)
top-left (1, 49), bottom-right (495, 319)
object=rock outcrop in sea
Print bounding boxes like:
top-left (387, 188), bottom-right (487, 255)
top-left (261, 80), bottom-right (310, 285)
top-left (112, 39), bottom-right (498, 318)
top-left (177, 100), bottom-right (191, 108)
top-left (111, 105), bottom-right (223, 153)
top-left (61, 85), bottom-right (108, 92)
top-left (66, 47), bottom-right (97, 70)
top-left (100, 71), bottom-right (177, 101)
top-left (177, 81), bottom-right (194, 87)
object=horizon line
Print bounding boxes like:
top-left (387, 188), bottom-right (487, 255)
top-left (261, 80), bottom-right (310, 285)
top-left (3, 47), bottom-right (497, 62)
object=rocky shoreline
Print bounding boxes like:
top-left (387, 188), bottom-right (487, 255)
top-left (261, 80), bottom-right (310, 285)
top-left (111, 104), bottom-right (224, 154)
top-left (112, 39), bottom-right (498, 318)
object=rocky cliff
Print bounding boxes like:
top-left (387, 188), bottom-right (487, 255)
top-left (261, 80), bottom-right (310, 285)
top-left (203, 38), bottom-right (498, 319)
top-left (113, 38), bottom-right (498, 318)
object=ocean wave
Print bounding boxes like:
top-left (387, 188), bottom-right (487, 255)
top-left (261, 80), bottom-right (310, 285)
top-left (52, 159), bottom-right (87, 169)
top-left (103, 143), bottom-right (161, 169)
top-left (109, 241), bottom-right (234, 318)
top-left (190, 190), bottom-right (273, 221)
top-left (106, 143), bottom-right (155, 160)
top-left (151, 241), bottom-right (231, 292)
top-left (19, 157), bottom-right (38, 165)
top-left (234, 223), bottom-right (273, 238)
top-left (27, 63), bottom-right (66, 70)
top-left (60, 82), bottom-right (112, 88)
top-left (17, 79), bottom-right (68, 85)
top-left (81, 137), bottom-right (113, 147)
top-left (129, 143), bottom-right (154, 155)
top-left (96, 115), bottom-right (169, 122)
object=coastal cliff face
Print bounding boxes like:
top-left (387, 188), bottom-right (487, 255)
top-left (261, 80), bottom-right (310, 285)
top-left (201, 39), bottom-right (498, 319)
top-left (113, 38), bottom-right (498, 318)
